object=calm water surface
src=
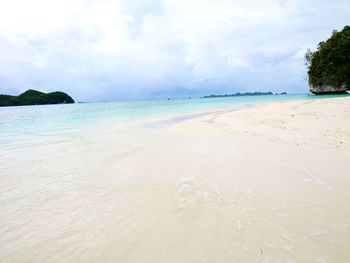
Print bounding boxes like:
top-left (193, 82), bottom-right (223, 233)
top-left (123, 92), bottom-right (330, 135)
top-left (1, 94), bottom-right (349, 263)
top-left (1, 94), bottom-right (342, 149)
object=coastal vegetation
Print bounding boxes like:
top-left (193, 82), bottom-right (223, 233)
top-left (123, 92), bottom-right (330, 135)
top-left (0, 89), bottom-right (74, 107)
top-left (305, 25), bottom-right (350, 94)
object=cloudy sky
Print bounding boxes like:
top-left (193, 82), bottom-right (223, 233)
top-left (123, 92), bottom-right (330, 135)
top-left (0, 0), bottom-right (349, 101)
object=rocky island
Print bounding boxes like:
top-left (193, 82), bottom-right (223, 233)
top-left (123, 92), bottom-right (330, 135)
top-left (305, 25), bottom-right (350, 94)
top-left (0, 89), bottom-right (74, 107)
top-left (202, 91), bottom-right (273, 98)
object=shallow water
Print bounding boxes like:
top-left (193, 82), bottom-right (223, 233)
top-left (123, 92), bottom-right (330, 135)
top-left (1, 94), bottom-right (350, 262)
top-left (0, 94), bottom-right (331, 149)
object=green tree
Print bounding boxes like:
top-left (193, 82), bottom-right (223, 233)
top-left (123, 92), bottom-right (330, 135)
top-left (306, 25), bottom-right (350, 89)
top-left (0, 89), bottom-right (74, 107)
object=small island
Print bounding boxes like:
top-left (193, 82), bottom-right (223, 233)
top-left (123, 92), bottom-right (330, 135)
top-left (305, 25), bottom-right (350, 94)
top-left (0, 89), bottom-right (75, 107)
top-left (201, 91), bottom-right (273, 98)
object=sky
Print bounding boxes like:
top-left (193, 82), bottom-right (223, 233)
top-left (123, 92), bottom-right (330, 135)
top-left (0, 0), bottom-right (349, 101)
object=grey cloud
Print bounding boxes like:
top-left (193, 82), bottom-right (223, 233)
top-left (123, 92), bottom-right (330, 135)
top-left (0, 0), bottom-right (349, 101)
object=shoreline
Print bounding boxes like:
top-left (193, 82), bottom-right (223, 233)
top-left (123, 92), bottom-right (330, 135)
top-left (1, 96), bottom-right (350, 262)
top-left (166, 96), bottom-right (350, 151)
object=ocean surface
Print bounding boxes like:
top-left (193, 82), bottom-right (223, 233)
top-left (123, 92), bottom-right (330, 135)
top-left (1, 93), bottom-right (349, 263)
top-left (0, 94), bottom-right (343, 150)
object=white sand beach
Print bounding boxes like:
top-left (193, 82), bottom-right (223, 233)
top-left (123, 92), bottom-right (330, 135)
top-left (1, 97), bottom-right (350, 262)
top-left (165, 97), bottom-right (350, 261)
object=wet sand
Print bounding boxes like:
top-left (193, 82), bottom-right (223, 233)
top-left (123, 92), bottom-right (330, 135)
top-left (1, 97), bottom-right (350, 262)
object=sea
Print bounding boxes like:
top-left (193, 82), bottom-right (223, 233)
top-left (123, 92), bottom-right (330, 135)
top-left (0, 93), bottom-right (348, 262)
top-left (0, 94), bottom-right (343, 150)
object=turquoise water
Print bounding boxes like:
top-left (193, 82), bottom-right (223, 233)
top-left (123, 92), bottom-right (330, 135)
top-left (0, 94), bottom-right (348, 149)
top-left (1, 93), bottom-right (350, 263)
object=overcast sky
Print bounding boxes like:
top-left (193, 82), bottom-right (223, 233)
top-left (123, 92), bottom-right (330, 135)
top-left (0, 0), bottom-right (349, 101)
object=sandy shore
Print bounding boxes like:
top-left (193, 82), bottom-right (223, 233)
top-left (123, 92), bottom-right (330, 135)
top-left (1, 97), bottom-right (350, 263)
top-left (164, 96), bottom-right (350, 261)
top-left (168, 96), bottom-right (350, 151)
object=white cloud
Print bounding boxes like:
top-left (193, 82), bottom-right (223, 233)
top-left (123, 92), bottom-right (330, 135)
top-left (0, 0), bottom-right (349, 100)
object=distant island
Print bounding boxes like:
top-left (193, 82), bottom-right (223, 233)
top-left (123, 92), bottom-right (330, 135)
top-left (305, 25), bottom-right (350, 94)
top-left (201, 91), bottom-right (277, 98)
top-left (0, 89), bottom-right (74, 107)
